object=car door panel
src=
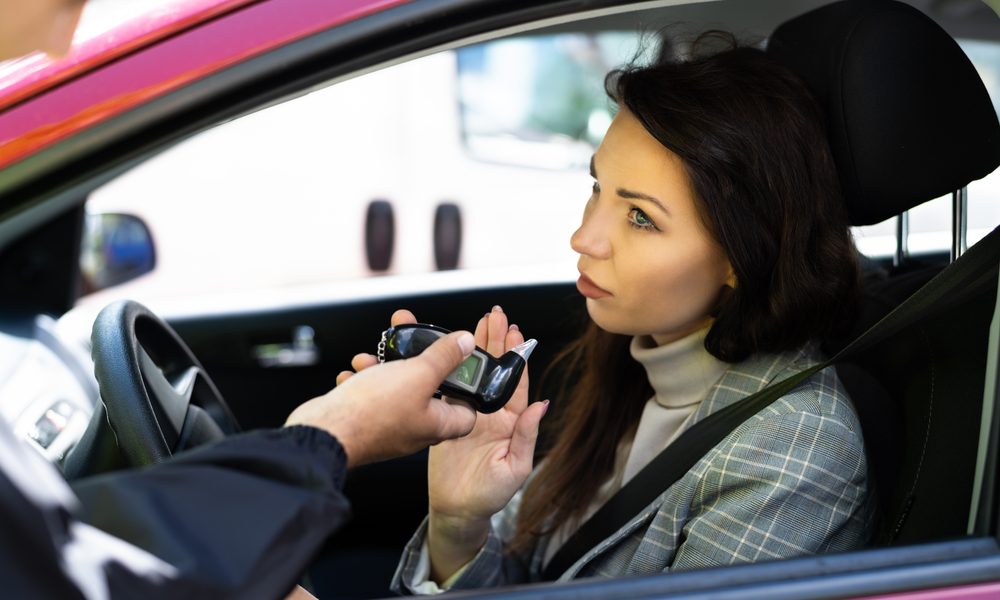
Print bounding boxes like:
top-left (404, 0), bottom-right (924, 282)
top-left (165, 281), bottom-right (582, 597)
top-left (168, 282), bottom-right (583, 428)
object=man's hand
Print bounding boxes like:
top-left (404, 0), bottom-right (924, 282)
top-left (285, 330), bottom-right (478, 467)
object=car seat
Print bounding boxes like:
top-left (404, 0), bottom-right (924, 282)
top-left (768, 0), bottom-right (1000, 544)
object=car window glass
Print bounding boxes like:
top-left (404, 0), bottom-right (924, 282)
top-left (851, 38), bottom-right (1000, 258)
top-left (456, 32), bottom-right (646, 169)
top-left (78, 34), bottom-right (1000, 306)
top-left (78, 34), bottom-right (647, 308)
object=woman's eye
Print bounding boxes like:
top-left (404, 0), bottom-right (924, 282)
top-left (590, 180), bottom-right (600, 195)
top-left (627, 207), bottom-right (657, 231)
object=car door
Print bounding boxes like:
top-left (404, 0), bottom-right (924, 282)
top-left (10, 0), bottom-right (1000, 599)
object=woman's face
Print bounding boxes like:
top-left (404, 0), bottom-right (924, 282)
top-left (571, 108), bottom-right (733, 346)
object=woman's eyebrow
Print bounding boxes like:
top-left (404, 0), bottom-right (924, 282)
top-left (618, 188), bottom-right (670, 216)
top-left (590, 155), bottom-right (670, 216)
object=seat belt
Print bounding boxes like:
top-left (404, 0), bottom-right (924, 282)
top-left (541, 225), bottom-right (1000, 581)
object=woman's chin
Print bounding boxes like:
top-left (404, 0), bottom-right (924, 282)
top-left (587, 303), bottom-right (714, 342)
top-left (586, 304), bottom-right (637, 337)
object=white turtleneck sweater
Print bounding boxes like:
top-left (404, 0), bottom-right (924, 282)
top-left (542, 326), bottom-right (729, 565)
top-left (412, 326), bottom-right (729, 590)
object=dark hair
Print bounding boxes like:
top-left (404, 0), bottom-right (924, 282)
top-left (510, 33), bottom-right (860, 554)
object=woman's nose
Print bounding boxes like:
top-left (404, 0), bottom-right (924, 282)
top-left (570, 208), bottom-right (612, 259)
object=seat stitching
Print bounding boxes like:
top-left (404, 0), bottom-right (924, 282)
top-left (891, 327), bottom-right (934, 540)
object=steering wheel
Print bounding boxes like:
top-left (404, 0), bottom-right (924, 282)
top-left (63, 300), bottom-right (240, 478)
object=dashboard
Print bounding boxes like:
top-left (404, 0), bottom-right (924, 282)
top-left (0, 313), bottom-right (97, 464)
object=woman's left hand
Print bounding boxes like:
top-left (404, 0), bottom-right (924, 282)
top-left (422, 306), bottom-right (546, 580)
top-left (335, 350), bottom-right (380, 385)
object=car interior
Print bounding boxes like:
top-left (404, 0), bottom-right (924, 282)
top-left (0, 0), bottom-right (999, 599)
top-left (769, 0), bottom-right (1000, 547)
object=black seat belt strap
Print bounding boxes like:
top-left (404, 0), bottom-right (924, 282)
top-left (541, 225), bottom-right (1000, 581)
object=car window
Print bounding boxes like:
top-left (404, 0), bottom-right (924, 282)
top-left (457, 32), bottom-right (646, 169)
top-left (851, 38), bottom-right (1000, 258)
top-left (78, 32), bottom-right (647, 308)
top-left (78, 32), bottom-right (1000, 307)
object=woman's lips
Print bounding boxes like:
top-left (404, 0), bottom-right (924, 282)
top-left (577, 273), bottom-right (612, 299)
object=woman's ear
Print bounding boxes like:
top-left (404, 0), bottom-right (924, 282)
top-left (725, 265), bottom-right (737, 289)
top-left (710, 282), bottom-right (734, 319)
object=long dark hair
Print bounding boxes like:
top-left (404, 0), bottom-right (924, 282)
top-left (510, 33), bottom-right (860, 553)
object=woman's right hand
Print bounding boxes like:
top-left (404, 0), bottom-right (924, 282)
top-left (422, 305), bottom-right (549, 581)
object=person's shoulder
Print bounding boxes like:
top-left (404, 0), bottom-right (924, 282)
top-left (712, 367), bottom-right (866, 482)
top-left (736, 344), bottom-right (863, 439)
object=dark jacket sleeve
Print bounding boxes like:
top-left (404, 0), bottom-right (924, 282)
top-left (71, 425), bottom-right (351, 599)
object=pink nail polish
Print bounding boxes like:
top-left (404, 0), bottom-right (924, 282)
top-left (509, 324), bottom-right (519, 332)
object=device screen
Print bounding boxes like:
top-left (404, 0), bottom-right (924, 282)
top-left (452, 354), bottom-right (482, 387)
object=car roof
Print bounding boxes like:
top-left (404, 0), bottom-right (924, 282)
top-left (0, 0), bottom-right (258, 113)
top-left (0, 0), bottom-right (410, 170)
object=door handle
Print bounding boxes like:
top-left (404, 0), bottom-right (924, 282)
top-left (253, 326), bottom-right (319, 368)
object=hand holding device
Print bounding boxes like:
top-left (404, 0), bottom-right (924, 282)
top-left (285, 329), bottom-right (478, 467)
top-left (336, 307), bottom-right (547, 581)
top-left (378, 323), bottom-right (537, 413)
top-left (406, 307), bottom-right (548, 582)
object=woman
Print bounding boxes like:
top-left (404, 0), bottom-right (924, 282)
top-left (364, 36), bottom-right (875, 591)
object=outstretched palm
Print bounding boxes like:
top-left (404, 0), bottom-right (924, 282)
top-left (335, 306), bottom-right (545, 572)
top-left (396, 307), bottom-right (544, 522)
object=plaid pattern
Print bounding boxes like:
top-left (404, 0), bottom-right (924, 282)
top-left (392, 345), bottom-right (876, 592)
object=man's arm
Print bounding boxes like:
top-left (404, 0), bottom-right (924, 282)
top-left (0, 330), bottom-right (477, 598)
top-left (71, 426), bottom-right (350, 599)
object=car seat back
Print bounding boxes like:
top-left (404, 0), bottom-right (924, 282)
top-left (768, 0), bottom-right (1000, 544)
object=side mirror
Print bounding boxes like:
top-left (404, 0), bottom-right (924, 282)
top-left (80, 213), bottom-right (156, 293)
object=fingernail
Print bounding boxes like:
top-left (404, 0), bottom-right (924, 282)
top-left (509, 324), bottom-right (519, 332)
top-left (492, 305), bottom-right (503, 313)
top-left (542, 399), bottom-right (550, 416)
top-left (457, 332), bottom-right (475, 356)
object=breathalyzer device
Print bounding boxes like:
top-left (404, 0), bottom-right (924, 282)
top-left (377, 323), bottom-right (537, 413)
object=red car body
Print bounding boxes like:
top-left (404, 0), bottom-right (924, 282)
top-left (1, 1), bottom-right (998, 599)
top-left (0, 0), bottom-right (406, 169)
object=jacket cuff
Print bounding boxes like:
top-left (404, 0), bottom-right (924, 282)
top-left (277, 425), bottom-right (348, 489)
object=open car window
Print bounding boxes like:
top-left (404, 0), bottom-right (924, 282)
top-left (77, 32), bottom-right (652, 309)
top-left (77, 31), bottom-right (1000, 313)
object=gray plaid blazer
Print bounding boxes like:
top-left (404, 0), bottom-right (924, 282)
top-left (393, 345), bottom-right (876, 592)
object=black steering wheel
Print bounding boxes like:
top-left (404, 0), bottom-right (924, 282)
top-left (64, 300), bottom-right (239, 478)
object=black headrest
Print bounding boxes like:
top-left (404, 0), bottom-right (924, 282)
top-left (767, 0), bottom-right (1000, 226)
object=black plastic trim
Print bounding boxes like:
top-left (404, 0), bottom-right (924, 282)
top-left (0, 202), bottom-right (85, 313)
top-left (364, 200), bottom-right (395, 272)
